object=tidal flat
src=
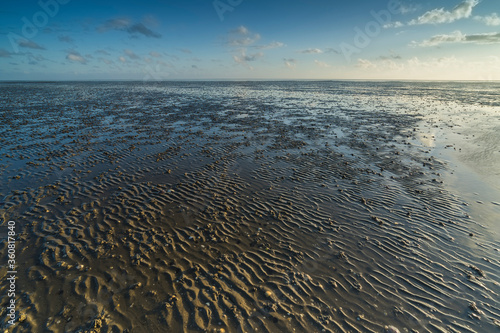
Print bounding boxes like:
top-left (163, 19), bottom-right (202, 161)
top-left (0, 81), bottom-right (499, 332)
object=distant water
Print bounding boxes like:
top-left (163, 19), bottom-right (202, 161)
top-left (4, 80), bottom-right (498, 192)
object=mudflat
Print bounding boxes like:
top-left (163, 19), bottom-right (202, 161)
top-left (1, 81), bottom-right (499, 332)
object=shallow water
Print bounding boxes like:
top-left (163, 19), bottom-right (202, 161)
top-left (0, 81), bottom-right (499, 332)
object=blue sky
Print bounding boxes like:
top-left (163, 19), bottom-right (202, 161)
top-left (1, 0), bottom-right (499, 80)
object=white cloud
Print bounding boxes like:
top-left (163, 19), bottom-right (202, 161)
top-left (227, 26), bottom-right (275, 70)
top-left (228, 26), bottom-right (261, 46)
top-left (314, 60), bottom-right (331, 68)
top-left (409, 0), bottom-right (478, 25)
top-left (119, 56), bottom-right (126, 63)
top-left (232, 26), bottom-right (249, 35)
top-left (474, 13), bottom-right (500, 26)
top-left (227, 26), bottom-right (283, 70)
top-left (255, 41), bottom-right (285, 50)
top-left (298, 48), bottom-right (323, 54)
top-left (233, 50), bottom-right (263, 64)
top-left (283, 58), bottom-right (297, 69)
top-left (413, 31), bottom-right (500, 47)
top-left (399, 4), bottom-right (419, 14)
top-left (413, 30), bottom-right (465, 47)
top-left (149, 51), bottom-right (162, 58)
top-left (356, 59), bottom-right (376, 69)
top-left (383, 21), bottom-right (404, 29)
top-left (124, 49), bottom-right (140, 60)
top-left (66, 51), bottom-right (87, 64)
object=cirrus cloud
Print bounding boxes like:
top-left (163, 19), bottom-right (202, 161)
top-left (298, 48), bottom-right (323, 54)
top-left (255, 41), bottom-right (285, 50)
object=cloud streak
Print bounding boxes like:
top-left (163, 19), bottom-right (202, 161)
top-left (298, 48), bottom-right (323, 54)
top-left (413, 31), bottom-right (500, 47)
top-left (97, 18), bottom-right (130, 32)
top-left (124, 49), bottom-right (140, 60)
top-left (233, 50), bottom-right (264, 64)
top-left (255, 41), bottom-right (285, 50)
top-left (314, 60), bottom-right (331, 68)
top-left (66, 51), bottom-right (87, 64)
top-left (283, 58), bottom-right (297, 69)
top-left (126, 23), bottom-right (161, 38)
top-left (18, 40), bottom-right (45, 50)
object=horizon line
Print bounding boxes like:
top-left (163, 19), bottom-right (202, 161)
top-left (1, 78), bottom-right (500, 83)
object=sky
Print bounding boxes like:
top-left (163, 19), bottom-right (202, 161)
top-left (0, 0), bottom-right (499, 80)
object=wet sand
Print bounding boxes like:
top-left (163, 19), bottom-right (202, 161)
top-left (0, 81), bottom-right (499, 332)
